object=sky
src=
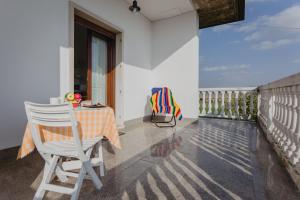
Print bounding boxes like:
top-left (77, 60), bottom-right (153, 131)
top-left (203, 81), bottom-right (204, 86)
top-left (199, 0), bottom-right (300, 88)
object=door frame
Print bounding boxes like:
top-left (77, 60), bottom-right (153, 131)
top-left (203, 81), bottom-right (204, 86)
top-left (75, 15), bottom-right (116, 110)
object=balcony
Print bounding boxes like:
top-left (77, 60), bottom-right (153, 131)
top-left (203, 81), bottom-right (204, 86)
top-left (1, 73), bottom-right (300, 199)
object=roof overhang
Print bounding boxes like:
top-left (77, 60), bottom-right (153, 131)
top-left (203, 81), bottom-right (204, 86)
top-left (194, 0), bottom-right (245, 29)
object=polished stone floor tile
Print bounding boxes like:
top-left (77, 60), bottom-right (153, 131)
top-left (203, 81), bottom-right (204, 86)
top-left (0, 118), bottom-right (300, 200)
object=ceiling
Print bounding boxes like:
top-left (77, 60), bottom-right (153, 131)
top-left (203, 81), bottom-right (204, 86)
top-left (125, 0), bottom-right (195, 21)
top-left (125, 0), bottom-right (245, 28)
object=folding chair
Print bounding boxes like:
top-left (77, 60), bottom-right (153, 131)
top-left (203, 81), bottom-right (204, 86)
top-left (24, 102), bottom-right (103, 200)
top-left (150, 87), bottom-right (183, 127)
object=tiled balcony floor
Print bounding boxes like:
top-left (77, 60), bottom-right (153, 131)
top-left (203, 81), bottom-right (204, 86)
top-left (1, 118), bottom-right (300, 200)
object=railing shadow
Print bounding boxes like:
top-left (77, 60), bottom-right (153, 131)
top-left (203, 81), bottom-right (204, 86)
top-left (94, 119), bottom-right (256, 200)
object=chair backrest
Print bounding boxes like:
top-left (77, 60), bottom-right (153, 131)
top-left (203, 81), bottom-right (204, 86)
top-left (152, 88), bottom-right (162, 95)
top-left (24, 102), bottom-right (83, 156)
top-left (150, 87), bottom-right (183, 120)
top-left (151, 87), bottom-right (174, 107)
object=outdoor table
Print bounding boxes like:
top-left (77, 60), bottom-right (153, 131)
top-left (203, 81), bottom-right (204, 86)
top-left (17, 106), bottom-right (121, 159)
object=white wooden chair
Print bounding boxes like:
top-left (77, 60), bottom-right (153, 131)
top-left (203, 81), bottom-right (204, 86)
top-left (24, 102), bottom-right (103, 200)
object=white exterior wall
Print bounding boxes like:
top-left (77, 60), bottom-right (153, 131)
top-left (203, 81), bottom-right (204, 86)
top-left (152, 11), bottom-right (199, 118)
top-left (0, 0), bottom-right (199, 150)
top-left (0, 0), bottom-right (69, 150)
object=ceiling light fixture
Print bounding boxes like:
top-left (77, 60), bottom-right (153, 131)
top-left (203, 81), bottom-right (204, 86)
top-left (129, 0), bottom-right (141, 14)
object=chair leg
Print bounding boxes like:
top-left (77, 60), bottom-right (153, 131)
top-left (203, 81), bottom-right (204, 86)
top-left (71, 148), bottom-right (103, 199)
top-left (82, 148), bottom-right (103, 190)
top-left (151, 112), bottom-right (177, 128)
top-left (83, 162), bottom-right (102, 190)
top-left (98, 142), bottom-right (105, 177)
top-left (71, 167), bottom-right (86, 200)
top-left (55, 159), bottom-right (68, 183)
top-left (34, 155), bottom-right (59, 200)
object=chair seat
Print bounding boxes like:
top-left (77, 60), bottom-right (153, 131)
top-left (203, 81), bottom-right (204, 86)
top-left (43, 136), bottom-right (103, 157)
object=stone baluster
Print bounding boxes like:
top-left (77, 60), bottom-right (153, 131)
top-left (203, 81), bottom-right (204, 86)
top-left (265, 91), bottom-right (270, 127)
top-left (214, 91), bottom-right (219, 115)
top-left (249, 92), bottom-right (254, 119)
top-left (287, 86), bottom-right (297, 159)
top-left (282, 87), bottom-right (292, 153)
top-left (272, 88), bottom-right (279, 138)
top-left (279, 88), bottom-right (288, 148)
top-left (227, 91), bottom-right (232, 118)
top-left (270, 89), bottom-right (276, 132)
top-left (221, 91), bottom-right (225, 117)
top-left (208, 91), bottom-right (212, 114)
top-left (259, 91), bottom-right (266, 126)
top-left (242, 91), bottom-right (247, 119)
top-left (274, 88), bottom-right (283, 143)
top-left (201, 91), bottom-right (206, 115)
top-left (266, 90), bottom-right (273, 133)
top-left (276, 88), bottom-right (284, 141)
top-left (235, 91), bottom-right (240, 118)
top-left (273, 88), bottom-right (279, 124)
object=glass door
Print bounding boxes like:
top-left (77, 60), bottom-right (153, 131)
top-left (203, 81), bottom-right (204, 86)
top-left (74, 15), bottom-right (115, 109)
top-left (91, 35), bottom-right (107, 105)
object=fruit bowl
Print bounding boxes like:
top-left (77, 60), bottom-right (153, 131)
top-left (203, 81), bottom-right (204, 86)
top-left (64, 92), bottom-right (82, 108)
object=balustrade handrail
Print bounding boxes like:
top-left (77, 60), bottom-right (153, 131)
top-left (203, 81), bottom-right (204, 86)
top-left (199, 87), bottom-right (257, 92)
top-left (259, 72), bottom-right (300, 90)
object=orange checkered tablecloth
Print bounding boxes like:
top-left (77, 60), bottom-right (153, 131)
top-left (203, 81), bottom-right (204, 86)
top-left (17, 107), bottom-right (121, 159)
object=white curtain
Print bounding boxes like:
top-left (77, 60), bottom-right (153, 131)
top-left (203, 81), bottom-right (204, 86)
top-left (91, 36), bottom-right (107, 105)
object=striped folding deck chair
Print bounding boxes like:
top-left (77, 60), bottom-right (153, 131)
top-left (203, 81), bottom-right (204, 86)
top-left (150, 87), bottom-right (183, 127)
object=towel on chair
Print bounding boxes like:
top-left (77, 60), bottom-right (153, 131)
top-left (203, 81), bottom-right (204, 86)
top-left (150, 87), bottom-right (183, 120)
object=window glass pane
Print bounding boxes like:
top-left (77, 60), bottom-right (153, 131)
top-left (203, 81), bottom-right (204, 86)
top-left (91, 36), bottom-right (107, 105)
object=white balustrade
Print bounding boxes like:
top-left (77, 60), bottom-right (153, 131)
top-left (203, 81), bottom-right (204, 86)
top-left (257, 72), bottom-right (300, 186)
top-left (199, 87), bottom-right (257, 120)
